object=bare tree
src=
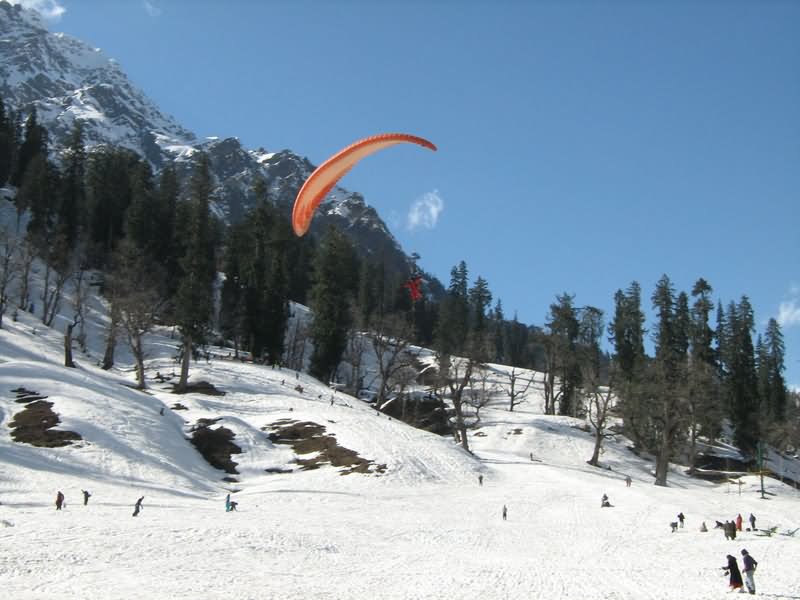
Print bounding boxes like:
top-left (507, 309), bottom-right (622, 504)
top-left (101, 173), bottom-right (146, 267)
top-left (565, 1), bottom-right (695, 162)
top-left (63, 256), bottom-right (93, 368)
top-left (40, 234), bottom-right (71, 328)
top-left (584, 363), bottom-right (615, 467)
top-left (437, 352), bottom-right (477, 453)
top-left (284, 316), bottom-right (310, 372)
top-left (101, 301), bottom-right (120, 371)
top-left (0, 227), bottom-right (18, 328)
top-left (342, 328), bottom-right (370, 392)
top-left (502, 366), bottom-right (535, 412)
top-left (113, 241), bottom-right (164, 389)
top-left (15, 237), bottom-right (35, 312)
top-left (466, 363), bottom-right (497, 423)
top-left (371, 315), bottom-right (420, 409)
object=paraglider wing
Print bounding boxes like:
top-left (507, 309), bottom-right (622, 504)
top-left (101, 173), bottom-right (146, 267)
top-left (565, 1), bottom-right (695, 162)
top-left (292, 133), bottom-right (437, 236)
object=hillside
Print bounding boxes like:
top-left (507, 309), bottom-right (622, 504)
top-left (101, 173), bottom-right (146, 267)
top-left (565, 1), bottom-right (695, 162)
top-left (1, 262), bottom-right (799, 598)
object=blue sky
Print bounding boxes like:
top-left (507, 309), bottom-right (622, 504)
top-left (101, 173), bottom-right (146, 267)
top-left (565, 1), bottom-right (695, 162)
top-left (20, 0), bottom-right (800, 387)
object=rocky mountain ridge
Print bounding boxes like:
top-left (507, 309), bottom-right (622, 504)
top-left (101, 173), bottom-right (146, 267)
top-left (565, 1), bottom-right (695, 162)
top-left (0, 1), bottom-right (412, 274)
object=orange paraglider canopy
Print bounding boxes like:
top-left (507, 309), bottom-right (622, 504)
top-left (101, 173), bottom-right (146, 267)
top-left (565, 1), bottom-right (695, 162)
top-left (291, 133), bottom-right (437, 236)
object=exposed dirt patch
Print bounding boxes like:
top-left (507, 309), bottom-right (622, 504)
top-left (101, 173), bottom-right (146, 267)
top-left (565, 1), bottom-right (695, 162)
top-left (510, 428), bottom-right (523, 435)
top-left (8, 388), bottom-right (82, 447)
top-left (265, 419), bottom-right (386, 475)
top-left (171, 403), bottom-right (188, 411)
top-left (378, 395), bottom-right (450, 435)
top-left (188, 418), bottom-right (241, 474)
top-left (173, 381), bottom-right (226, 396)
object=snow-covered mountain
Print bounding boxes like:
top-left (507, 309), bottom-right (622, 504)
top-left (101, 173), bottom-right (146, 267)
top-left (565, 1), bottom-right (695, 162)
top-left (0, 1), bottom-right (411, 273)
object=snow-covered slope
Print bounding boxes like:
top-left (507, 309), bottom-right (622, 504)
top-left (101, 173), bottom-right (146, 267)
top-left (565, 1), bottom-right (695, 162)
top-left (1, 257), bottom-right (799, 598)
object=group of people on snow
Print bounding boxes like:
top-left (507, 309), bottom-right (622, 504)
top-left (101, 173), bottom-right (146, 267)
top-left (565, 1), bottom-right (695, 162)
top-left (53, 490), bottom-right (241, 516)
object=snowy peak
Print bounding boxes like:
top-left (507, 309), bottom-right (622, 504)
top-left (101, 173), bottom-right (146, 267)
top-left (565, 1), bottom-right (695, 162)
top-left (0, 1), bottom-right (413, 275)
top-left (0, 0), bottom-right (194, 159)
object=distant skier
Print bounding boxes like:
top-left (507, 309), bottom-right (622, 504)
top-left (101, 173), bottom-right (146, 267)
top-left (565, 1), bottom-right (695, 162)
top-left (225, 493), bottom-right (231, 512)
top-left (55, 491), bottom-right (64, 510)
top-left (700, 521), bottom-right (708, 532)
top-left (721, 554), bottom-right (744, 592)
top-left (748, 513), bottom-right (756, 531)
top-left (601, 493), bottom-right (612, 508)
top-left (478, 474), bottom-right (483, 486)
top-left (736, 513), bottom-right (743, 531)
top-left (81, 490), bottom-right (91, 506)
top-left (741, 549), bottom-right (758, 594)
top-left (132, 496), bottom-right (144, 517)
top-left (625, 475), bottom-right (632, 487)
top-left (677, 512), bottom-right (685, 528)
top-left (502, 505), bottom-right (507, 521)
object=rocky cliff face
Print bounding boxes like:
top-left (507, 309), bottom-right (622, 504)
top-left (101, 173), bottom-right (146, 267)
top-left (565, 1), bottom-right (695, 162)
top-left (0, 0), bottom-right (413, 275)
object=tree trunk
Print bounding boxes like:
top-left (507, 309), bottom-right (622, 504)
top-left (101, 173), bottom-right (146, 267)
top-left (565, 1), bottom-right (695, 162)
top-left (588, 432), bottom-right (603, 466)
top-left (654, 428), bottom-right (672, 486)
top-left (102, 312), bottom-right (118, 370)
top-left (177, 335), bottom-right (192, 392)
top-left (64, 323), bottom-right (76, 368)
top-left (133, 334), bottom-right (146, 390)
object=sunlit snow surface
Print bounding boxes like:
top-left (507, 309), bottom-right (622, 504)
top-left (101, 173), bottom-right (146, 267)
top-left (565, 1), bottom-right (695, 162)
top-left (0, 246), bottom-right (798, 599)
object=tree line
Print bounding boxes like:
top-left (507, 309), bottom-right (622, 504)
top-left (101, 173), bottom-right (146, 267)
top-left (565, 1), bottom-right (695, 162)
top-left (1, 98), bottom-right (795, 486)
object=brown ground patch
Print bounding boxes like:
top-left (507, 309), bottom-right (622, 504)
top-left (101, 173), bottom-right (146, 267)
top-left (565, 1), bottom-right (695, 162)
top-left (265, 419), bottom-right (386, 475)
top-left (188, 418), bottom-right (241, 474)
top-left (173, 381), bottom-right (226, 396)
top-left (8, 388), bottom-right (82, 447)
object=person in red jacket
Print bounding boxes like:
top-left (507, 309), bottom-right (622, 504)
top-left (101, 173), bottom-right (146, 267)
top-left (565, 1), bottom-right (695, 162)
top-left (736, 513), bottom-right (743, 531)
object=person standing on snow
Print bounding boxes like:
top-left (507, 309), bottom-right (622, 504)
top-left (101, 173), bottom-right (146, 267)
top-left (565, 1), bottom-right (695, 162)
top-left (502, 505), bottom-right (507, 521)
top-left (81, 490), bottom-right (91, 506)
top-left (132, 496), bottom-right (144, 517)
top-left (736, 513), bottom-right (743, 532)
top-left (741, 549), bottom-right (758, 594)
top-left (55, 491), bottom-right (64, 510)
top-left (748, 513), bottom-right (756, 531)
top-left (721, 554), bottom-right (744, 592)
top-left (677, 512), bottom-right (685, 528)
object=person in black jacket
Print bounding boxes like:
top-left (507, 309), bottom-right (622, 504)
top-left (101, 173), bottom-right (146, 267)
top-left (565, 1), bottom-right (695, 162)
top-left (722, 554), bottom-right (743, 592)
top-left (741, 549), bottom-right (758, 594)
top-left (132, 496), bottom-right (144, 517)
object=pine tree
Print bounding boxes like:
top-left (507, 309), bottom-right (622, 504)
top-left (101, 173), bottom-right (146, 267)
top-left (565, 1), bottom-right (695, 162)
top-left (545, 293), bottom-right (581, 417)
top-left (174, 153), bottom-right (217, 392)
top-left (686, 278), bottom-right (722, 470)
top-left (434, 261), bottom-right (470, 356)
top-left (18, 153), bottom-right (58, 238)
top-left (0, 96), bottom-right (14, 185)
top-left (58, 122), bottom-right (86, 249)
top-left (649, 274), bottom-right (689, 486)
top-left (11, 107), bottom-right (47, 187)
top-left (609, 282), bottom-right (648, 451)
top-left (725, 297), bottom-right (760, 454)
top-left (309, 227), bottom-right (358, 382)
top-left (762, 318), bottom-right (787, 423)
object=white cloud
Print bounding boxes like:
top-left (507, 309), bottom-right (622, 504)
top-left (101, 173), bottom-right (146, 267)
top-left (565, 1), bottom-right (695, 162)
top-left (777, 298), bottom-right (800, 328)
top-left (406, 190), bottom-right (444, 232)
top-left (12, 0), bottom-right (65, 20)
top-left (143, 0), bottom-right (162, 17)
